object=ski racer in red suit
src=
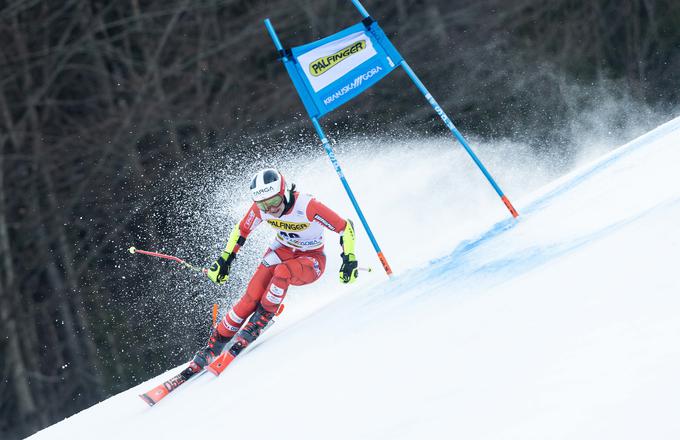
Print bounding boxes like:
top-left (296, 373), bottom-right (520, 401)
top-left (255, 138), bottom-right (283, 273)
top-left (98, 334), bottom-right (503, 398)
top-left (189, 168), bottom-right (359, 371)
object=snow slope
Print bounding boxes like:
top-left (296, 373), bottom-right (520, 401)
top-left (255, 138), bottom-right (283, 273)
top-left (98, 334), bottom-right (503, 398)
top-left (29, 116), bottom-right (680, 439)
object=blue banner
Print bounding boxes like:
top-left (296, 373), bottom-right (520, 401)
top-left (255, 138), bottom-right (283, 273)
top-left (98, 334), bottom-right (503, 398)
top-left (281, 20), bottom-right (403, 119)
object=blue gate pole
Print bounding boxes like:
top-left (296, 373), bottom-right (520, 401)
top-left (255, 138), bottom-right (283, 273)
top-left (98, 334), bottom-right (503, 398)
top-left (264, 18), bottom-right (394, 276)
top-left (399, 62), bottom-right (519, 217)
top-left (350, 0), bottom-right (519, 218)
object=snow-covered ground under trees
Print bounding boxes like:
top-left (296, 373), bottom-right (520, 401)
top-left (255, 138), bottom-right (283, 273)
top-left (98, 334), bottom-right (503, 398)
top-left (29, 116), bottom-right (680, 439)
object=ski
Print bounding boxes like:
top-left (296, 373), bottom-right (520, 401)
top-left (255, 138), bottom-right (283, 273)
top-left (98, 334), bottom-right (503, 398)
top-left (140, 341), bottom-right (242, 405)
top-left (141, 309), bottom-right (281, 404)
top-left (139, 363), bottom-right (203, 406)
top-left (206, 309), bottom-right (281, 376)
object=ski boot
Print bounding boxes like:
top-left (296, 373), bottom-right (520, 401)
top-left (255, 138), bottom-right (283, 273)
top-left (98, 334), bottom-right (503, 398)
top-left (229, 305), bottom-right (275, 357)
top-left (191, 326), bottom-right (231, 370)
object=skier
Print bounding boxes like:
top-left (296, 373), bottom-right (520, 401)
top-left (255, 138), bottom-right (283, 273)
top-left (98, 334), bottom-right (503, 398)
top-left (190, 168), bottom-right (359, 371)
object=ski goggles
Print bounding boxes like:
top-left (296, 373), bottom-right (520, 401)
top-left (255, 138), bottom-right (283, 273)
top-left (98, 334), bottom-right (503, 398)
top-left (256, 194), bottom-right (284, 211)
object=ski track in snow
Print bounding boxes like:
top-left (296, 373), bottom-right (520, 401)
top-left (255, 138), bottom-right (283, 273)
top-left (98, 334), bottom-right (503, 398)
top-left (28, 115), bottom-right (680, 440)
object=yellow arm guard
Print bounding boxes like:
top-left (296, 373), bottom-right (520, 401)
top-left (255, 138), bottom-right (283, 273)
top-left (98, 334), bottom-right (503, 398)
top-left (223, 224), bottom-right (242, 256)
top-left (207, 224), bottom-right (245, 285)
top-left (339, 219), bottom-right (358, 284)
top-left (340, 219), bottom-right (356, 255)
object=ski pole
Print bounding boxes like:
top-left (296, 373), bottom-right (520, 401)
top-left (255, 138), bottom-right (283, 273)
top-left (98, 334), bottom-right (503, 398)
top-left (212, 303), bottom-right (219, 327)
top-left (128, 246), bottom-right (208, 274)
top-left (131, 248), bottom-right (219, 332)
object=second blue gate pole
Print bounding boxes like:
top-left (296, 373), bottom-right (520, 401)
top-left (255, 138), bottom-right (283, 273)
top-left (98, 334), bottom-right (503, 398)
top-left (350, 0), bottom-right (519, 218)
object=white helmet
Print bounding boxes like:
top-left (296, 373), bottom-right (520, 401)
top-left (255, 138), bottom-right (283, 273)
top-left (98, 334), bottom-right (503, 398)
top-left (249, 168), bottom-right (292, 203)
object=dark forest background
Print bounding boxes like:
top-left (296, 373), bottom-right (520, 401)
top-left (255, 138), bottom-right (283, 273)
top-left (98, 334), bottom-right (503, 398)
top-left (1, 0), bottom-right (679, 438)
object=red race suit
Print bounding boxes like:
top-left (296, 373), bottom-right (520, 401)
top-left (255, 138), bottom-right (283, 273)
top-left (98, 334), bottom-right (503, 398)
top-left (215, 192), bottom-right (347, 338)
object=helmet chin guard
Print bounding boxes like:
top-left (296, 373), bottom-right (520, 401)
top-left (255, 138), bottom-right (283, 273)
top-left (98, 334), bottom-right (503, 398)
top-left (250, 168), bottom-right (291, 203)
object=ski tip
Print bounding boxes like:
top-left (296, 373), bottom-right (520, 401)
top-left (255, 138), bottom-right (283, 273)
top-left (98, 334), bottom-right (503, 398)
top-left (275, 303), bottom-right (285, 316)
top-left (140, 393), bottom-right (156, 407)
top-left (139, 384), bottom-right (170, 406)
top-left (206, 352), bottom-right (236, 376)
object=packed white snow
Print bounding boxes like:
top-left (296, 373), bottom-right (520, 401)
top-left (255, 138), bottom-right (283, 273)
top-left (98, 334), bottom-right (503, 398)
top-left (29, 116), bottom-right (680, 439)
